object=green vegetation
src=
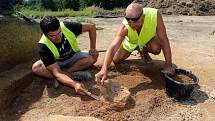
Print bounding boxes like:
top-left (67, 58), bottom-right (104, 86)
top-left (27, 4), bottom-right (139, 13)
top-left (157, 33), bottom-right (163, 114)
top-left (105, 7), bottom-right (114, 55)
top-left (10, 0), bottom-right (131, 18)
top-left (17, 6), bottom-right (124, 18)
top-left (23, 0), bottom-right (133, 11)
top-left (21, 8), bottom-right (95, 18)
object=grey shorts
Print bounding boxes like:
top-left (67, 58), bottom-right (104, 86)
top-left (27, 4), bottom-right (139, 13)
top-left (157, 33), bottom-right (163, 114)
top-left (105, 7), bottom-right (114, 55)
top-left (57, 51), bottom-right (89, 69)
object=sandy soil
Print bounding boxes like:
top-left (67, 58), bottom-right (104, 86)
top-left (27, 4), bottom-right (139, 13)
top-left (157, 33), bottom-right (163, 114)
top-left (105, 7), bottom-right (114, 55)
top-left (0, 16), bottom-right (215, 121)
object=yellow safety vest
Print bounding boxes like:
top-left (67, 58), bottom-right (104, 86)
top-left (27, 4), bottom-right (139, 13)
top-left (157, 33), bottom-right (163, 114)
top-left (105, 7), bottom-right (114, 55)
top-left (122, 8), bottom-right (157, 52)
top-left (39, 22), bottom-right (80, 60)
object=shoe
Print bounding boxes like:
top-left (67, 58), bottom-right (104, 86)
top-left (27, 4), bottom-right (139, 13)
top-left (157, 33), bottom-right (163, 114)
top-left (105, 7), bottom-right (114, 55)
top-left (70, 71), bottom-right (92, 81)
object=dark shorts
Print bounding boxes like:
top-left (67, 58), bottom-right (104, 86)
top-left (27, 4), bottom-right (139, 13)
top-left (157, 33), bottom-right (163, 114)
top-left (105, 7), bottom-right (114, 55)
top-left (57, 51), bottom-right (89, 69)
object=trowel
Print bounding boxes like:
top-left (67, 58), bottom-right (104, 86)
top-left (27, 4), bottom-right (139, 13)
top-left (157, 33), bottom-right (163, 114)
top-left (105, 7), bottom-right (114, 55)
top-left (84, 90), bottom-right (100, 100)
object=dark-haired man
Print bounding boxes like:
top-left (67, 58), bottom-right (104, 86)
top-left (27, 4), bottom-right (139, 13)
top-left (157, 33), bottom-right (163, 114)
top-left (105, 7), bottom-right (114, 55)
top-left (32, 16), bottom-right (98, 95)
top-left (95, 2), bottom-right (175, 84)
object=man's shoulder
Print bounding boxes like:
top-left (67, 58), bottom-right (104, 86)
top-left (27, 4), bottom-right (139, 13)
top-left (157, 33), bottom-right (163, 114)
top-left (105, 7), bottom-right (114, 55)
top-left (38, 43), bottom-right (46, 48)
top-left (143, 7), bottom-right (158, 18)
top-left (38, 43), bottom-right (50, 52)
top-left (117, 23), bottom-right (128, 37)
top-left (121, 20), bottom-right (129, 30)
top-left (38, 43), bottom-right (55, 67)
top-left (62, 21), bottom-right (82, 36)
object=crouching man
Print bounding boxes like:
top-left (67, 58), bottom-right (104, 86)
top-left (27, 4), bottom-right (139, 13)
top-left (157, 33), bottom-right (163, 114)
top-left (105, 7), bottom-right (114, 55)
top-left (32, 16), bottom-right (98, 95)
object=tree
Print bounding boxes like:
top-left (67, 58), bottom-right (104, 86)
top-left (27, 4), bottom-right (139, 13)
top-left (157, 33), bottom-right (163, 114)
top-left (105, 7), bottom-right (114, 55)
top-left (61, 0), bottom-right (80, 11)
top-left (25, 0), bottom-right (42, 10)
top-left (41, 0), bottom-right (57, 11)
top-left (0, 0), bottom-right (24, 14)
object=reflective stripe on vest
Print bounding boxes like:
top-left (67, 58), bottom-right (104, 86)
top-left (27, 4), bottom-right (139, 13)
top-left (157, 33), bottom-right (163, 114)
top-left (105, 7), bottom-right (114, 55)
top-left (39, 22), bottom-right (80, 60)
top-left (122, 8), bottom-right (157, 49)
top-left (122, 38), bottom-right (138, 52)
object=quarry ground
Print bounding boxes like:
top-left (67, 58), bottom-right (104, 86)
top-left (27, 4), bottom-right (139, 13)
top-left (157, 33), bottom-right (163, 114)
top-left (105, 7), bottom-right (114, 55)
top-left (1, 16), bottom-right (215, 121)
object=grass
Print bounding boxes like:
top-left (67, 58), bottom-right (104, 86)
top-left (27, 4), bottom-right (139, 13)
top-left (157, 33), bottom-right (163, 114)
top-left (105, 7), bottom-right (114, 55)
top-left (21, 8), bottom-right (94, 19)
top-left (18, 6), bottom-right (124, 19)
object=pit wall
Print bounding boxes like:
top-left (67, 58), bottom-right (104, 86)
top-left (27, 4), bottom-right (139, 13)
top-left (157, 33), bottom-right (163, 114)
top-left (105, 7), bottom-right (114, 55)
top-left (0, 15), bottom-right (40, 111)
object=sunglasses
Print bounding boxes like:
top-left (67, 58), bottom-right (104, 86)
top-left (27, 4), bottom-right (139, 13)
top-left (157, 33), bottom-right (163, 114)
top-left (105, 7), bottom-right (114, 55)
top-left (125, 12), bottom-right (142, 22)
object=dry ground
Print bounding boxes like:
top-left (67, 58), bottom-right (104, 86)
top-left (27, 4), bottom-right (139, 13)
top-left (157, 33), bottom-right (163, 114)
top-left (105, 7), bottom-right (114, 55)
top-left (0, 16), bottom-right (215, 121)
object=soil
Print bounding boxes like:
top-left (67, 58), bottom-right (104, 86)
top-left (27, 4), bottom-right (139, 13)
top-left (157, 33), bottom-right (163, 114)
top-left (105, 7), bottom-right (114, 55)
top-left (172, 74), bottom-right (193, 84)
top-left (0, 15), bottom-right (215, 121)
top-left (142, 0), bottom-right (215, 16)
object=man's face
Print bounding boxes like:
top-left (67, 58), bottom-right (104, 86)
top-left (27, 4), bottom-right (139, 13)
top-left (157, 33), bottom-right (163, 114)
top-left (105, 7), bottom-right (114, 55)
top-left (46, 28), bottom-right (62, 43)
top-left (125, 12), bottom-right (143, 31)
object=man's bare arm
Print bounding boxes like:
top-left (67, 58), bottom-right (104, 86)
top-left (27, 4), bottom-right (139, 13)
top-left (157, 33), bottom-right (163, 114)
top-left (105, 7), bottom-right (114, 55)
top-left (82, 23), bottom-right (96, 49)
top-left (101, 23), bottom-right (128, 71)
top-left (47, 63), bottom-right (87, 95)
top-left (157, 12), bottom-right (172, 67)
top-left (95, 23), bottom-right (128, 83)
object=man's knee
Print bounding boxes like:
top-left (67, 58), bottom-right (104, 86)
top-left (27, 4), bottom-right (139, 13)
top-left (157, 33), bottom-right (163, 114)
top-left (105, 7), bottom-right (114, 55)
top-left (89, 56), bottom-right (97, 65)
top-left (149, 45), bottom-right (161, 55)
top-left (113, 51), bottom-right (130, 64)
top-left (147, 36), bottom-right (161, 55)
top-left (113, 54), bottom-right (127, 64)
top-left (83, 56), bottom-right (97, 66)
top-left (151, 47), bottom-right (161, 55)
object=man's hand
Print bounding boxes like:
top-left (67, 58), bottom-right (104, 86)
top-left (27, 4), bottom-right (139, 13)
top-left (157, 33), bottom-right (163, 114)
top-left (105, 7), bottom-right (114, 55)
top-left (161, 65), bottom-right (175, 76)
top-left (89, 48), bottom-right (99, 59)
top-left (95, 69), bottom-right (108, 85)
top-left (74, 82), bottom-right (88, 95)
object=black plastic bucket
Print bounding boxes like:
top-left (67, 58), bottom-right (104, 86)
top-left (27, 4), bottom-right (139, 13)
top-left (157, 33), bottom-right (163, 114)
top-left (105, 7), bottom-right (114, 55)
top-left (163, 68), bottom-right (199, 100)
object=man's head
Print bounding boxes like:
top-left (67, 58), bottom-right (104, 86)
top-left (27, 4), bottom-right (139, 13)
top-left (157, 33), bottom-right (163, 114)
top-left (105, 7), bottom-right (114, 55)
top-left (124, 3), bottom-right (143, 30)
top-left (40, 16), bottom-right (62, 43)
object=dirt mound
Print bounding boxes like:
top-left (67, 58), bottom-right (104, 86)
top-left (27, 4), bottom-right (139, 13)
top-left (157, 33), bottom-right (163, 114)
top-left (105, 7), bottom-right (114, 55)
top-left (140, 0), bottom-right (215, 15)
top-left (0, 59), bottom-right (189, 121)
top-left (98, 79), bottom-right (131, 107)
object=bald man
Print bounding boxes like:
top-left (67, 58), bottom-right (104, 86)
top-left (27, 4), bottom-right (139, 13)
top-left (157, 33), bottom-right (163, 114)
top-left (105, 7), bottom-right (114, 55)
top-left (95, 2), bottom-right (175, 84)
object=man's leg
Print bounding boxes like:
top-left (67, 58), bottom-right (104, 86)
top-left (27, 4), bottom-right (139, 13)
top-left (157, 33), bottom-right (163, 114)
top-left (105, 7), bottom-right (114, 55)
top-left (61, 51), bottom-right (97, 73)
top-left (113, 45), bottom-right (131, 64)
top-left (146, 36), bottom-right (161, 55)
top-left (32, 60), bottom-right (53, 78)
top-left (140, 36), bottom-right (161, 63)
top-left (64, 54), bottom-right (96, 82)
top-left (66, 55), bottom-right (96, 73)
